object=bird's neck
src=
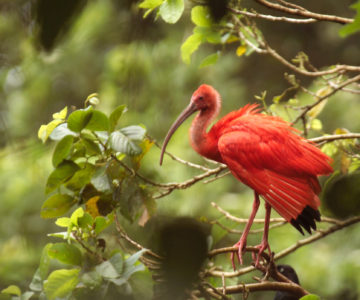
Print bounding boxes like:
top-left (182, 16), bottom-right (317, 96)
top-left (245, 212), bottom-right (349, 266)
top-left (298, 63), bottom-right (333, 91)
top-left (189, 107), bottom-right (222, 162)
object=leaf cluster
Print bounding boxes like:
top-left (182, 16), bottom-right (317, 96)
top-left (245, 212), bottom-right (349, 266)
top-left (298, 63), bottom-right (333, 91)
top-left (1, 95), bottom-right (156, 299)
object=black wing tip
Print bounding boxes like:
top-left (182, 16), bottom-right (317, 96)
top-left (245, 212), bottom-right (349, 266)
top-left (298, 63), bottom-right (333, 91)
top-left (290, 206), bottom-right (321, 235)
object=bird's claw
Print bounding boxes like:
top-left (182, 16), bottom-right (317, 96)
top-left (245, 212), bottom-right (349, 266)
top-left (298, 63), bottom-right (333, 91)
top-left (231, 240), bottom-right (246, 270)
top-left (251, 241), bottom-right (271, 267)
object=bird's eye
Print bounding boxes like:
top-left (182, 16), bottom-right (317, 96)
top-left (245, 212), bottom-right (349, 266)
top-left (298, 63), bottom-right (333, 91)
top-left (198, 96), bottom-right (204, 101)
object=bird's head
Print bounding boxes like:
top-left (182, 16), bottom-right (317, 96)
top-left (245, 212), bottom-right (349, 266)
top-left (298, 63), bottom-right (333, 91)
top-left (190, 84), bottom-right (221, 111)
top-left (159, 84), bottom-right (221, 165)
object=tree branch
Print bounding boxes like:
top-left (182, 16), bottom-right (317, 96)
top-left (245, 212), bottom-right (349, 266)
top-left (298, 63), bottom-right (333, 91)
top-left (309, 133), bottom-right (360, 144)
top-left (253, 0), bottom-right (353, 24)
top-left (229, 7), bottom-right (317, 24)
top-left (292, 74), bottom-right (360, 124)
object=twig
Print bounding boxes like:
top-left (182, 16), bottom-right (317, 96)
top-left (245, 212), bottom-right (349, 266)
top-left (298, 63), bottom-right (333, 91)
top-left (309, 133), bottom-right (360, 144)
top-left (293, 74), bottom-right (360, 124)
top-left (253, 0), bottom-right (353, 24)
top-left (229, 7), bottom-right (316, 24)
top-left (194, 281), bottom-right (307, 297)
top-left (206, 215), bottom-right (360, 278)
top-left (212, 202), bottom-right (289, 224)
top-left (275, 215), bottom-right (360, 260)
top-left (73, 231), bottom-right (105, 262)
top-left (114, 213), bottom-right (162, 259)
top-left (153, 165), bottom-right (228, 199)
top-left (154, 140), bottom-right (213, 171)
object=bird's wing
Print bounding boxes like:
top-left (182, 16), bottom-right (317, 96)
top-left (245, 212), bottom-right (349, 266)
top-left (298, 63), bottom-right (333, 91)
top-left (217, 119), bottom-right (331, 232)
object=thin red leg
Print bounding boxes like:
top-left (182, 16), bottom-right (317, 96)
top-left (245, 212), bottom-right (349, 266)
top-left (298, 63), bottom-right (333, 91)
top-left (231, 192), bottom-right (260, 270)
top-left (252, 201), bottom-right (272, 266)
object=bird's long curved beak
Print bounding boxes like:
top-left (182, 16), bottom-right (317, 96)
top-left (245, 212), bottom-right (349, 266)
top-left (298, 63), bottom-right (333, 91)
top-left (159, 103), bottom-right (198, 165)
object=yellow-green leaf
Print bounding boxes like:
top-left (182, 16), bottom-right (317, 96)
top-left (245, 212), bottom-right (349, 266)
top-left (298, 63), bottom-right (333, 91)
top-left (52, 106), bottom-right (68, 120)
top-left (236, 45), bottom-right (247, 56)
top-left (310, 118), bottom-right (322, 131)
top-left (191, 6), bottom-right (212, 27)
top-left (1, 285), bottom-right (21, 296)
top-left (159, 0), bottom-right (184, 24)
top-left (38, 119), bottom-right (64, 143)
top-left (181, 33), bottom-right (203, 64)
top-left (199, 52), bottom-right (219, 68)
top-left (44, 269), bottom-right (80, 300)
top-left (48, 243), bottom-right (82, 266)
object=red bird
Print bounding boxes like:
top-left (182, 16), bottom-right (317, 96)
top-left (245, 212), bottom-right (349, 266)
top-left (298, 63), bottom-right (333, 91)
top-left (160, 84), bottom-right (333, 268)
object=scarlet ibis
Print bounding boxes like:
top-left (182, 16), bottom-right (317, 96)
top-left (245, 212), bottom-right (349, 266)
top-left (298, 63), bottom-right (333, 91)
top-left (159, 84), bottom-right (333, 268)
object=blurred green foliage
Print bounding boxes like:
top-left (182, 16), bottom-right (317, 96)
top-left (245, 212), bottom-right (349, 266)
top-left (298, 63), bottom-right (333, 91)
top-left (1, 0), bottom-right (360, 299)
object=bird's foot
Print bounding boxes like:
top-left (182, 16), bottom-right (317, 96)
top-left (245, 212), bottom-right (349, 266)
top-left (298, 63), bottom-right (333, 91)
top-left (230, 239), bottom-right (246, 270)
top-left (251, 240), bottom-right (271, 267)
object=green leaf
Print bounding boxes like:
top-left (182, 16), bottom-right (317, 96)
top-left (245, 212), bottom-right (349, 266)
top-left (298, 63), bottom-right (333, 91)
top-left (67, 109), bottom-right (92, 132)
top-left (91, 166), bottom-right (112, 192)
top-left (39, 244), bottom-right (52, 280)
top-left (121, 125), bottom-right (146, 140)
top-left (194, 27), bottom-right (221, 44)
top-left (38, 119), bottom-right (64, 143)
top-left (50, 123), bottom-right (77, 141)
top-left (48, 232), bottom-right (72, 240)
top-left (21, 291), bottom-right (34, 300)
top-left (139, 0), bottom-right (163, 10)
top-left (41, 194), bottom-right (76, 218)
top-left (159, 0), bottom-right (184, 24)
top-left (85, 93), bottom-right (100, 106)
top-left (300, 295), bottom-right (321, 300)
top-left (181, 33), bottom-right (203, 64)
top-left (38, 107), bottom-right (68, 143)
top-left (199, 52), bottom-right (219, 68)
top-left (82, 138), bottom-right (102, 155)
top-left (52, 106), bottom-right (68, 120)
top-left (44, 269), bottom-right (79, 300)
top-left (122, 249), bottom-right (146, 280)
top-left (65, 163), bottom-right (96, 191)
top-left (109, 105), bottom-right (127, 132)
top-left (81, 270), bottom-right (102, 289)
top-left (52, 135), bottom-right (74, 167)
top-left (109, 253), bottom-right (124, 275)
top-left (46, 161), bottom-right (80, 194)
top-left (48, 243), bottom-right (82, 266)
top-left (85, 110), bottom-right (110, 131)
top-left (29, 268), bottom-right (43, 292)
top-left (339, 1), bottom-right (360, 37)
top-left (110, 126), bottom-right (146, 156)
top-left (191, 6), bottom-right (212, 27)
top-left (95, 261), bottom-right (119, 279)
top-left (71, 207), bottom-right (85, 226)
top-left (139, 0), bottom-right (163, 18)
top-left (78, 212), bottom-right (94, 229)
top-left (94, 214), bottom-right (114, 235)
top-left (1, 285), bottom-right (21, 296)
top-left (310, 118), bottom-right (323, 131)
top-left (55, 217), bottom-right (71, 227)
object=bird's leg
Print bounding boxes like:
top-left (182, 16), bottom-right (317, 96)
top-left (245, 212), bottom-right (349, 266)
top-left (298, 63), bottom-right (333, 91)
top-left (252, 201), bottom-right (272, 267)
top-left (231, 192), bottom-right (260, 270)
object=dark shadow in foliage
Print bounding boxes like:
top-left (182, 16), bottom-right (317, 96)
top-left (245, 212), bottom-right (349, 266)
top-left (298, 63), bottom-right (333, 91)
top-left (35, 0), bottom-right (87, 51)
top-left (203, 0), bottom-right (230, 22)
top-left (152, 217), bottom-right (208, 300)
top-left (323, 172), bottom-right (360, 219)
top-left (274, 264), bottom-right (300, 300)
